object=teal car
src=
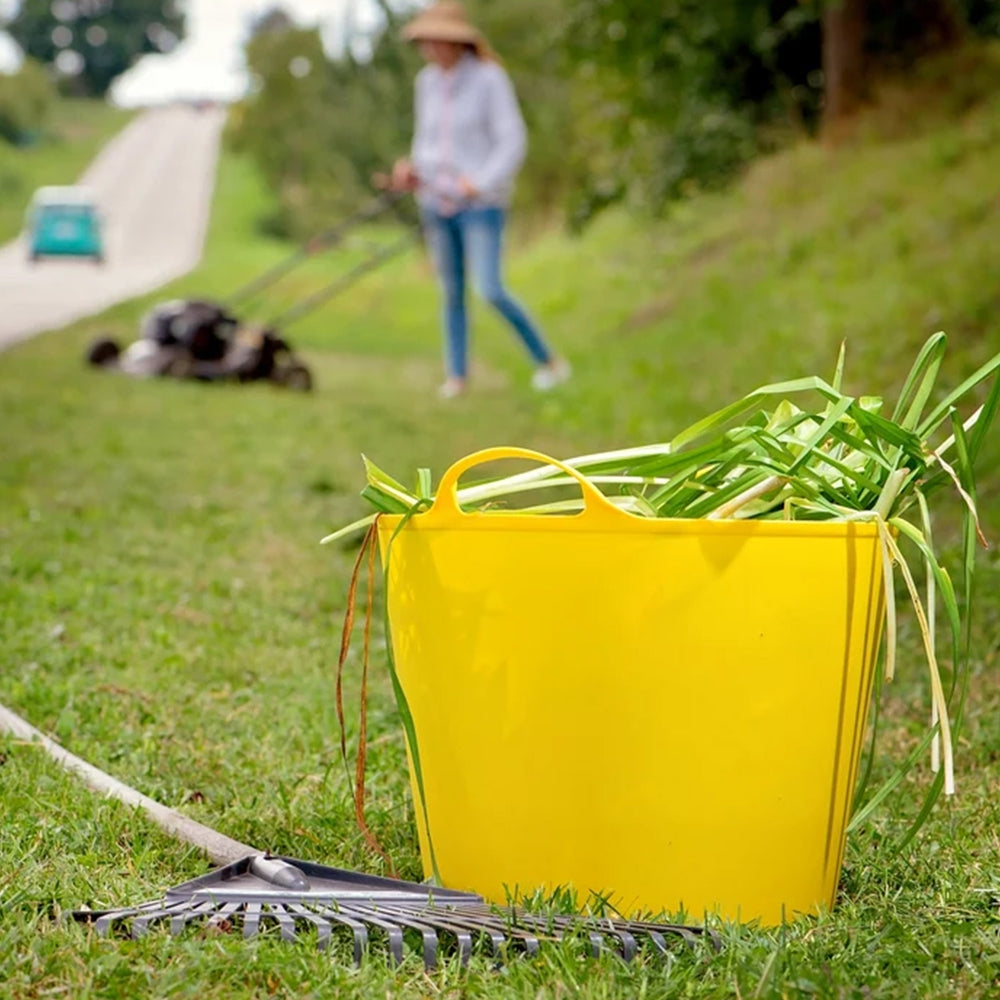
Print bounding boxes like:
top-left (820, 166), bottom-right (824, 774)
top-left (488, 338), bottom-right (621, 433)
top-left (28, 186), bottom-right (105, 264)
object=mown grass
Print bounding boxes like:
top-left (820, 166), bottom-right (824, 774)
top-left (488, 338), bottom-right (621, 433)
top-left (0, 100), bottom-right (131, 244)
top-left (3, 47), bottom-right (1000, 998)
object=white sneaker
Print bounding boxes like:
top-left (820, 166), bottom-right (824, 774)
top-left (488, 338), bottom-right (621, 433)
top-left (438, 377), bottom-right (467, 399)
top-left (531, 359), bottom-right (572, 392)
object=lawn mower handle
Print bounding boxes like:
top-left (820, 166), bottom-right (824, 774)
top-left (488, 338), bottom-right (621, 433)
top-left (225, 191), bottom-right (408, 310)
top-left (265, 231), bottom-right (418, 331)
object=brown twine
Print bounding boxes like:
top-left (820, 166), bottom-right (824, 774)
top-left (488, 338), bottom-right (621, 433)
top-left (335, 517), bottom-right (398, 876)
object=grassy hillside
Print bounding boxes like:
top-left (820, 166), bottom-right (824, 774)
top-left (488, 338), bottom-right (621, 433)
top-left (2, 45), bottom-right (1000, 998)
top-left (0, 100), bottom-right (131, 243)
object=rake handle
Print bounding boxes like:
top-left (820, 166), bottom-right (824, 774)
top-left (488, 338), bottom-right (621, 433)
top-left (0, 701), bottom-right (259, 866)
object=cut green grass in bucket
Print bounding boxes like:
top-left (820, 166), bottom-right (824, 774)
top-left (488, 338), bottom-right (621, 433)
top-left (326, 332), bottom-right (1000, 853)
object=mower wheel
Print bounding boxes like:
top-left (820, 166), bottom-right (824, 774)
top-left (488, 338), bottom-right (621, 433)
top-left (86, 337), bottom-right (121, 367)
top-left (275, 362), bottom-right (314, 392)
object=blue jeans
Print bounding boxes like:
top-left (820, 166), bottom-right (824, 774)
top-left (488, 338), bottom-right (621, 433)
top-left (422, 206), bottom-right (553, 379)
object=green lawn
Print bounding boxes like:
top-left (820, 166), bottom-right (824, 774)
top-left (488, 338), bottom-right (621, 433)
top-left (0, 100), bottom-right (131, 244)
top-left (3, 49), bottom-right (1000, 998)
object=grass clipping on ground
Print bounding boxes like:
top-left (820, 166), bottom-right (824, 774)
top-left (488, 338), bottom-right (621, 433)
top-left (328, 332), bottom-right (1000, 842)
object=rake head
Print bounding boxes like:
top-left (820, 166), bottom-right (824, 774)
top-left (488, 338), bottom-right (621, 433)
top-left (73, 855), bottom-right (718, 968)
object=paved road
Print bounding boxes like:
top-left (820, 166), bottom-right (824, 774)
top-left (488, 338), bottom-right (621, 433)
top-left (0, 104), bottom-right (226, 352)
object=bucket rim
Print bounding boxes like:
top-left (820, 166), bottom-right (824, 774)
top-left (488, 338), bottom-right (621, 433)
top-left (377, 511), bottom-right (883, 537)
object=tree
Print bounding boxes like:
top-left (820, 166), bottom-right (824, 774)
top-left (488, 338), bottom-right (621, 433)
top-left (564, 1), bottom-right (819, 218)
top-left (230, 1), bottom-right (422, 237)
top-left (234, 23), bottom-right (335, 234)
top-left (0, 58), bottom-right (55, 144)
top-left (564, 0), bottom-right (996, 218)
top-left (822, 0), bottom-right (968, 134)
top-left (251, 6), bottom-right (296, 38)
top-left (4, 0), bottom-right (186, 98)
top-left (822, 0), bottom-right (866, 127)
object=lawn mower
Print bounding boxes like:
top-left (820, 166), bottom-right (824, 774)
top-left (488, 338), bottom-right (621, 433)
top-left (85, 194), bottom-right (417, 392)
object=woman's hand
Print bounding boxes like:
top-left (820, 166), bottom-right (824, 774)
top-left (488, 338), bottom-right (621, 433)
top-left (390, 158), bottom-right (419, 192)
top-left (457, 176), bottom-right (479, 200)
top-left (372, 159), bottom-right (418, 192)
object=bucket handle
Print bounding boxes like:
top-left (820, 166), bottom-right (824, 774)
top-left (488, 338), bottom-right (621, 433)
top-left (425, 446), bottom-right (629, 526)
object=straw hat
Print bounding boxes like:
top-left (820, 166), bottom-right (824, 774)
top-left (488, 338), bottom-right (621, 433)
top-left (402, 2), bottom-right (489, 55)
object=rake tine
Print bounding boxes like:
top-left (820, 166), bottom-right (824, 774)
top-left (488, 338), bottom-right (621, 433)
top-left (639, 928), bottom-right (671, 957)
top-left (438, 908), bottom-right (507, 957)
top-left (524, 914), bottom-right (609, 959)
top-left (170, 900), bottom-right (220, 936)
top-left (205, 901), bottom-right (243, 932)
top-left (243, 902), bottom-right (261, 939)
top-left (500, 908), bottom-right (565, 937)
top-left (263, 904), bottom-right (299, 943)
top-left (91, 912), bottom-right (123, 937)
top-left (572, 917), bottom-right (640, 962)
top-left (348, 901), bottom-right (440, 970)
top-left (366, 902), bottom-right (452, 967)
top-left (627, 919), bottom-right (721, 951)
top-left (440, 921), bottom-right (474, 967)
top-left (670, 926), bottom-right (705, 948)
top-left (285, 903), bottom-right (333, 950)
top-left (310, 905), bottom-right (369, 966)
top-left (497, 908), bottom-right (634, 960)
top-left (549, 913), bottom-right (654, 962)
top-left (544, 913), bottom-right (606, 958)
top-left (599, 921), bottom-right (638, 962)
top-left (503, 912), bottom-right (547, 957)
top-left (414, 904), bottom-right (504, 962)
top-left (628, 918), bottom-right (714, 956)
top-left (410, 904), bottom-right (510, 959)
top-left (588, 930), bottom-right (605, 958)
top-left (467, 906), bottom-right (542, 957)
top-left (653, 922), bottom-right (718, 950)
top-left (132, 900), bottom-right (199, 939)
top-left (387, 902), bottom-right (478, 967)
top-left (337, 902), bottom-right (406, 967)
top-left (90, 898), bottom-right (171, 937)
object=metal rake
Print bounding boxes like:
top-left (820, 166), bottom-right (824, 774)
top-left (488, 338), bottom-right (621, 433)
top-left (73, 855), bottom-right (719, 969)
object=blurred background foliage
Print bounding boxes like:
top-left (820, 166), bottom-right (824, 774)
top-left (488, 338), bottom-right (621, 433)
top-left (228, 0), bottom-right (1000, 239)
top-left (0, 57), bottom-right (55, 145)
top-left (3, 0), bottom-right (186, 98)
top-left (5, 0), bottom-right (999, 238)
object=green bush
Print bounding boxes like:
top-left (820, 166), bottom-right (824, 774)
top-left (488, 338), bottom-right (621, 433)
top-left (0, 59), bottom-right (55, 146)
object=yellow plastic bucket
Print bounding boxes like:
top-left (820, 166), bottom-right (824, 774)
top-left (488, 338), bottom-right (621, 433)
top-left (378, 447), bottom-right (885, 925)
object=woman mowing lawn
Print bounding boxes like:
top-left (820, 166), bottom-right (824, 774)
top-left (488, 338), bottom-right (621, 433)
top-left (384, 1), bottom-right (571, 399)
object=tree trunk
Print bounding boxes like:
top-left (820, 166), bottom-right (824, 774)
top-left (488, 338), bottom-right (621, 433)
top-left (911, 0), bottom-right (966, 52)
top-left (822, 0), bottom-right (867, 136)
